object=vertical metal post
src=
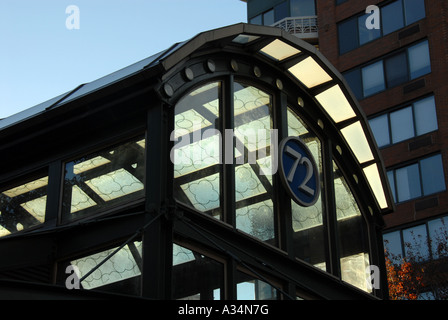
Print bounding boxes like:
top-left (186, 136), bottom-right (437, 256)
top-left (141, 98), bottom-right (173, 299)
top-left (322, 140), bottom-right (341, 278)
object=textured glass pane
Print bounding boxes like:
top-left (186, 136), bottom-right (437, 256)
top-left (70, 241), bottom-right (142, 295)
top-left (62, 137), bottom-right (145, 222)
top-left (408, 41), bottom-right (431, 79)
top-left (234, 83), bottom-right (274, 244)
top-left (414, 96), bottom-right (438, 136)
top-left (338, 17), bottom-right (358, 54)
top-left (288, 108), bottom-right (326, 270)
top-left (390, 106), bottom-right (414, 143)
top-left (172, 244), bottom-right (224, 300)
top-left (174, 82), bottom-right (221, 219)
top-left (385, 52), bottom-right (408, 88)
top-left (395, 163), bottom-right (421, 202)
top-left (334, 162), bottom-right (371, 293)
top-left (362, 61), bottom-right (385, 97)
top-left (369, 114), bottom-right (390, 147)
top-left (382, 0), bottom-right (404, 35)
top-left (358, 13), bottom-right (381, 46)
top-left (0, 175), bottom-right (48, 237)
top-left (420, 154), bottom-right (446, 196)
top-left (403, 225), bottom-right (429, 261)
top-left (404, 0), bottom-right (426, 25)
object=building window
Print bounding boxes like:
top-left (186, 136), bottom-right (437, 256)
top-left (343, 40), bottom-right (431, 100)
top-left (387, 154), bottom-right (446, 203)
top-left (361, 60), bottom-right (386, 97)
top-left (338, 0), bottom-right (426, 54)
top-left (290, 0), bottom-right (316, 17)
top-left (384, 215), bottom-right (448, 263)
top-left (369, 95), bottom-right (438, 148)
top-left (249, 2), bottom-right (289, 26)
top-left (172, 243), bottom-right (224, 300)
top-left (61, 136), bottom-right (145, 223)
top-left (0, 172), bottom-right (49, 237)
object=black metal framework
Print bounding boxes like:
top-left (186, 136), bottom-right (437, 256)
top-left (0, 24), bottom-right (392, 300)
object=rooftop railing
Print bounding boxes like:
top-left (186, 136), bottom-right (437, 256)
top-left (271, 16), bottom-right (318, 39)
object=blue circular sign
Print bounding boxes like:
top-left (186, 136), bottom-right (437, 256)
top-left (279, 136), bottom-right (320, 207)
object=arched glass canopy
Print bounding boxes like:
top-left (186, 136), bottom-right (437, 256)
top-left (0, 23), bottom-right (394, 300)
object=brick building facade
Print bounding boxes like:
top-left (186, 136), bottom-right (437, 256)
top-left (244, 0), bottom-right (448, 298)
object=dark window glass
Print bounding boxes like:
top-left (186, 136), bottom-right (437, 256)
top-left (338, 17), bottom-right (358, 54)
top-left (62, 137), bottom-right (145, 223)
top-left (385, 52), bottom-right (408, 87)
top-left (408, 40), bottom-right (431, 79)
top-left (290, 0), bottom-right (316, 16)
top-left (420, 154), bottom-right (446, 196)
top-left (404, 0), bottom-right (426, 25)
top-left (274, 1), bottom-right (288, 22)
top-left (250, 14), bottom-right (262, 25)
top-left (382, 0), bottom-right (405, 35)
top-left (0, 173), bottom-right (48, 237)
top-left (343, 68), bottom-right (363, 100)
top-left (172, 244), bottom-right (224, 300)
top-left (263, 9), bottom-right (274, 26)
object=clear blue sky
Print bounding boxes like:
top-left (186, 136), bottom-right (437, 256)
top-left (0, 0), bottom-right (247, 119)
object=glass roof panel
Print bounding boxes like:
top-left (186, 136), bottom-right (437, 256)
top-left (341, 121), bottom-right (374, 164)
top-left (260, 39), bottom-right (301, 61)
top-left (363, 164), bottom-right (388, 209)
top-left (85, 169), bottom-right (144, 202)
top-left (288, 56), bottom-right (333, 88)
top-left (315, 85), bottom-right (357, 123)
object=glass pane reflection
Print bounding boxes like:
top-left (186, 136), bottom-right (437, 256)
top-left (173, 82), bottom-right (221, 219)
top-left (68, 241), bottom-right (142, 296)
top-left (334, 161), bottom-right (371, 293)
top-left (0, 174), bottom-right (48, 237)
top-left (287, 107), bottom-right (326, 271)
top-left (234, 83), bottom-right (275, 244)
top-left (237, 270), bottom-right (278, 300)
top-left (172, 243), bottom-right (224, 300)
top-left (62, 137), bottom-right (145, 222)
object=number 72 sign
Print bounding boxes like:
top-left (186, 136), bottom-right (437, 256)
top-left (279, 137), bottom-right (320, 207)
